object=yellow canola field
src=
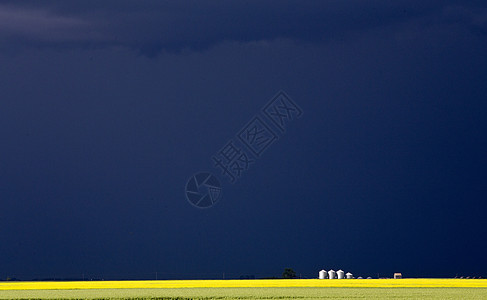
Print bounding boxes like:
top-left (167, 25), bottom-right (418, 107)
top-left (1, 279), bottom-right (487, 290)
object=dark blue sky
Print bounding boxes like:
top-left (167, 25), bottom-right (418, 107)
top-left (1, 1), bottom-right (486, 280)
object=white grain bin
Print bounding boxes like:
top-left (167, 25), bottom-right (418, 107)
top-left (346, 272), bottom-right (353, 279)
top-left (337, 270), bottom-right (345, 279)
top-left (328, 269), bottom-right (336, 279)
top-left (319, 270), bottom-right (327, 279)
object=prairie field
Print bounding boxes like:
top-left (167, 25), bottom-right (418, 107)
top-left (0, 279), bottom-right (486, 299)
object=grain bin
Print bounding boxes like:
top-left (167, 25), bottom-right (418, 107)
top-left (328, 269), bottom-right (336, 279)
top-left (337, 270), bottom-right (345, 279)
top-left (319, 270), bottom-right (327, 279)
top-left (346, 272), bottom-right (353, 279)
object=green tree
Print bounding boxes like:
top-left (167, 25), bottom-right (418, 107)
top-left (282, 268), bottom-right (297, 279)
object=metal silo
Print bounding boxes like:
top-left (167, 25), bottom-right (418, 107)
top-left (346, 272), bottom-right (353, 279)
top-left (337, 270), bottom-right (345, 279)
top-left (319, 270), bottom-right (327, 279)
top-left (328, 269), bottom-right (336, 279)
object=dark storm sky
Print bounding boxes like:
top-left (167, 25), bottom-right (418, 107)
top-left (1, 1), bottom-right (486, 279)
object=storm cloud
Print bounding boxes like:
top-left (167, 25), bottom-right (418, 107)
top-left (1, 1), bottom-right (486, 56)
top-left (1, 0), bottom-right (487, 280)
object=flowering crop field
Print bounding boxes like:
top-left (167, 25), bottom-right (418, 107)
top-left (0, 279), bottom-right (486, 299)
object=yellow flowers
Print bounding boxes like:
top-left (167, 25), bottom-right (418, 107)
top-left (1, 278), bottom-right (486, 290)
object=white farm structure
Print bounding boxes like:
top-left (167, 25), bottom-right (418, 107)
top-left (318, 269), bottom-right (353, 279)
